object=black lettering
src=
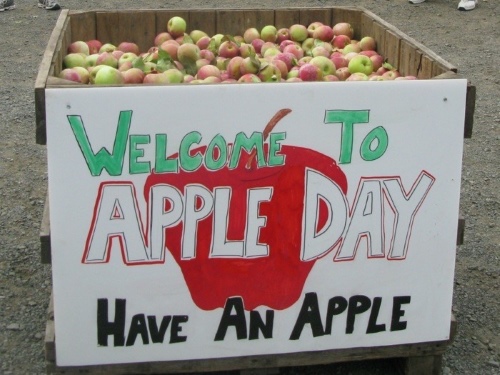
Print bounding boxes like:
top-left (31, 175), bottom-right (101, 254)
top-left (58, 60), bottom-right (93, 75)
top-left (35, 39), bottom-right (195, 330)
top-left (97, 298), bottom-right (126, 347)
top-left (126, 314), bottom-right (149, 346)
top-left (346, 295), bottom-right (371, 334)
top-left (366, 297), bottom-right (386, 334)
top-left (289, 292), bottom-right (324, 340)
top-left (147, 315), bottom-right (171, 343)
top-left (170, 315), bottom-right (188, 343)
top-left (391, 296), bottom-right (411, 331)
top-left (324, 296), bottom-right (348, 334)
top-left (249, 310), bottom-right (274, 340)
top-left (214, 297), bottom-right (248, 341)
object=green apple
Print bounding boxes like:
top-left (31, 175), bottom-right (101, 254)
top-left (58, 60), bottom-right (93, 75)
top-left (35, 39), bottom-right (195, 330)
top-left (348, 55), bottom-right (374, 75)
top-left (167, 16), bottom-right (187, 38)
top-left (93, 66), bottom-right (124, 85)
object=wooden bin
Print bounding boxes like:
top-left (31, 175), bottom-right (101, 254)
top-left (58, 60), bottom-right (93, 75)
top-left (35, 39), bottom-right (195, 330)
top-left (37, 6), bottom-right (474, 375)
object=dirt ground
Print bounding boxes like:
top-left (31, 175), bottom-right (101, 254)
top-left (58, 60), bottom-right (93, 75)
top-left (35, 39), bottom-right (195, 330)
top-left (0, 0), bottom-right (498, 374)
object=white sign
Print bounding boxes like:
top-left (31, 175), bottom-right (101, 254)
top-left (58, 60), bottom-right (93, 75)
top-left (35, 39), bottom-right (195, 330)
top-left (46, 80), bottom-right (467, 366)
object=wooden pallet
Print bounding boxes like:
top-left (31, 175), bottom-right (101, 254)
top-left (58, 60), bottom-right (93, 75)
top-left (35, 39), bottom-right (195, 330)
top-left (44, 292), bottom-right (457, 375)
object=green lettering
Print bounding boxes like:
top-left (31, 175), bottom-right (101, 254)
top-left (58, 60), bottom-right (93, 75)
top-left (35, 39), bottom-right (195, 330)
top-left (324, 110), bottom-right (370, 164)
top-left (229, 132), bottom-right (265, 169)
top-left (68, 110), bottom-right (132, 176)
top-left (360, 126), bottom-right (388, 161)
top-left (179, 131), bottom-right (202, 171)
top-left (129, 135), bottom-right (151, 174)
top-left (268, 132), bottom-right (286, 166)
top-left (155, 134), bottom-right (178, 173)
top-left (205, 134), bottom-right (227, 171)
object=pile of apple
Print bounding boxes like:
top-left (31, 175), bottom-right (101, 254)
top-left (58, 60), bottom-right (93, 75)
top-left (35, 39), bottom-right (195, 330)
top-left (60, 16), bottom-right (417, 85)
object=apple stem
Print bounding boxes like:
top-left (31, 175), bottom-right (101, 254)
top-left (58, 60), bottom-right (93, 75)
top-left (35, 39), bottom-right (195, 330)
top-left (245, 108), bottom-right (292, 169)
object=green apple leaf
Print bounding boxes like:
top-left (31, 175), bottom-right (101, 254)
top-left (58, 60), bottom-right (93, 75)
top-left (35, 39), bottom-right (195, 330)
top-left (132, 57), bottom-right (145, 71)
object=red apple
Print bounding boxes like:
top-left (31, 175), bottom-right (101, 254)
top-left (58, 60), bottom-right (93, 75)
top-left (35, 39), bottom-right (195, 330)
top-left (219, 40), bottom-right (240, 59)
top-left (243, 27), bottom-right (260, 44)
top-left (143, 110), bottom-right (348, 310)
top-left (122, 67), bottom-right (145, 84)
top-left (117, 41), bottom-right (140, 55)
top-left (86, 39), bottom-right (102, 55)
top-left (313, 25), bottom-right (334, 42)
top-left (332, 22), bottom-right (354, 39)
top-left (298, 62), bottom-right (323, 81)
top-left (67, 41), bottom-right (89, 55)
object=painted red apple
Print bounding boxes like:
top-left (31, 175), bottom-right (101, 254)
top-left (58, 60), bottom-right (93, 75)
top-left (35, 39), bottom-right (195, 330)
top-left (144, 109), bottom-right (348, 311)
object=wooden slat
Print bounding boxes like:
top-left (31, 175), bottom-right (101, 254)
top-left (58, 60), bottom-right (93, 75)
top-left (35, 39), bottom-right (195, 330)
top-left (216, 9), bottom-right (275, 37)
top-left (331, 7), bottom-right (363, 40)
top-left (299, 8), bottom-right (332, 28)
top-left (188, 10), bottom-right (217, 37)
top-left (418, 54), bottom-right (434, 80)
top-left (384, 29), bottom-right (400, 71)
top-left (274, 9), bottom-right (301, 30)
top-left (40, 194), bottom-right (51, 264)
top-left (35, 9), bottom-right (70, 145)
top-left (371, 21), bottom-right (386, 58)
top-left (119, 12), bottom-right (157, 53)
top-left (95, 12), bottom-right (121, 46)
top-left (69, 11), bottom-right (97, 42)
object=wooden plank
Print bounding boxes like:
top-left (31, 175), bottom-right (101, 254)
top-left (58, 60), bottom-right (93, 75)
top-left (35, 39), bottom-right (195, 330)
top-left (371, 22), bottom-right (387, 60)
top-left (188, 9), bottom-right (217, 37)
top-left (457, 216), bottom-right (465, 246)
top-left (384, 29), bottom-right (400, 71)
top-left (399, 39), bottom-right (422, 77)
top-left (418, 54), bottom-right (434, 80)
top-left (40, 194), bottom-right (51, 264)
top-left (95, 11), bottom-right (121, 46)
top-left (44, 292), bottom-right (55, 362)
top-left (274, 9), bottom-right (301, 30)
top-left (69, 11), bottom-right (97, 42)
top-left (464, 83), bottom-right (475, 138)
top-left (331, 7), bottom-right (363, 40)
top-left (299, 8), bottom-right (332, 28)
top-left (35, 9), bottom-right (70, 145)
top-left (216, 9), bottom-right (275, 37)
top-left (118, 12), bottom-right (157, 53)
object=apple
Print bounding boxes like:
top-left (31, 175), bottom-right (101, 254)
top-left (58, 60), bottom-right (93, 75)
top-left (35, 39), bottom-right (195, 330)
top-left (298, 63), bottom-right (323, 81)
top-left (251, 38), bottom-right (265, 55)
top-left (301, 38), bottom-right (316, 56)
top-left (199, 49), bottom-right (216, 64)
top-left (237, 73), bottom-right (261, 83)
top-left (160, 40), bottom-right (180, 60)
top-left (240, 56), bottom-right (261, 75)
top-left (72, 66), bottom-right (90, 84)
top-left (163, 68), bottom-right (184, 83)
top-left (67, 41), bottom-right (89, 55)
top-left (307, 21), bottom-right (323, 37)
top-left (196, 64), bottom-right (221, 80)
top-left (359, 36), bottom-right (376, 52)
top-left (335, 66), bottom-right (351, 81)
top-left (332, 34), bottom-right (351, 49)
top-left (332, 22), bottom-right (354, 39)
top-left (167, 16), bottom-right (187, 38)
top-left (330, 52), bottom-right (349, 69)
top-left (283, 44), bottom-right (304, 60)
top-left (313, 25), bottom-right (334, 42)
top-left (218, 40), bottom-right (239, 59)
top-left (369, 54), bottom-right (384, 71)
top-left (279, 39), bottom-right (297, 52)
top-left (323, 74), bottom-right (340, 82)
top-left (260, 41), bottom-right (278, 57)
top-left (348, 54), bottom-right (374, 75)
top-left (272, 52), bottom-right (297, 72)
top-left (310, 55), bottom-right (336, 76)
top-left (210, 34), bottom-right (225, 50)
top-left (122, 67), bottom-right (145, 84)
top-left (111, 50), bottom-right (125, 60)
top-left (117, 41), bottom-right (140, 55)
top-left (272, 59), bottom-right (288, 78)
top-left (154, 32), bottom-right (172, 46)
top-left (382, 70), bottom-right (401, 80)
top-left (96, 52), bottom-right (119, 68)
top-left (243, 27), bottom-right (260, 44)
top-left (286, 77), bottom-right (303, 82)
top-left (258, 62), bottom-right (282, 82)
top-left (189, 29), bottom-right (208, 44)
top-left (276, 28), bottom-right (290, 44)
top-left (177, 43), bottom-right (200, 74)
top-left (226, 56), bottom-right (244, 80)
top-left (86, 39), bottom-right (102, 54)
top-left (263, 46), bottom-right (280, 59)
top-left (63, 53), bottom-right (86, 68)
top-left (143, 114), bottom-right (348, 310)
top-left (196, 35), bottom-right (211, 50)
top-left (118, 52), bottom-right (138, 68)
top-left (239, 43), bottom-right (256, 58)
top-left (260, 25), bottom-right (278, 43)
top-left (99, 43), bottom-right (116, 53)
top-left (311, 46), bottom-right (330, 58)
top-left (346, 72), bottom-right (369, 81)
top-left (93, 66), bottom-right (124, 85)
top-left (289, 24), bottom-right (308, 43)
top-left (215, 57), bottom-right (229, 71)
top-left (59, 68), bottom-right (83, 83)
top-left (342, 43), bottom-right (361, 55)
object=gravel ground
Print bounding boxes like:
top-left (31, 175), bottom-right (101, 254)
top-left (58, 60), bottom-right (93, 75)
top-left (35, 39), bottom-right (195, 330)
top-left (0, 0), bottom-right (498, 374)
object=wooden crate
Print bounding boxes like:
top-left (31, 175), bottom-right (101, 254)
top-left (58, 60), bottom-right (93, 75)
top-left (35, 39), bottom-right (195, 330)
top-left (34, 7), bottom-right (475, 146)
top-left (36, 7), bottom-right (473, 375)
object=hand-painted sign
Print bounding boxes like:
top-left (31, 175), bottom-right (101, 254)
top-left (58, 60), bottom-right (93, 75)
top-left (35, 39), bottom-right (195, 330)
top-left (46, 80), bottom-right (467, 366)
